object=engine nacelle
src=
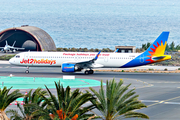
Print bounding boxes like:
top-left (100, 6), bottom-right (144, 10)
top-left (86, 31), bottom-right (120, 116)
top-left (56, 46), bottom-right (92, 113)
top-left (62, 63), bottom-right (81, 72)
top-left (12, 50), bottom-right (16, 53)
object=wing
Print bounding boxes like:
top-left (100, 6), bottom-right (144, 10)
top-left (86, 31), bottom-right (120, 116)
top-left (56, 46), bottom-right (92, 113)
top-left (10, 47), bottom-right (25, 50)
top-left (64, 51), bottom-right (103, 69)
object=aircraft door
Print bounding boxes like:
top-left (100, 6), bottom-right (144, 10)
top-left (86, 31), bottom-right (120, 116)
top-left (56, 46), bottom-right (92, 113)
top-left (104, 56), bottom-right (108, 62)
top-left (24, 53), bottom-right (32, 65)
top-left (24, 53), bottom-right (29, 60)
top-left (140, 54), bottom-right (144, 63)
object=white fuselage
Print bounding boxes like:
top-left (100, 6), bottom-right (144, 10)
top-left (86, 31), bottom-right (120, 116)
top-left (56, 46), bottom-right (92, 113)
top-left (9, 52), bottom-right (141, 68)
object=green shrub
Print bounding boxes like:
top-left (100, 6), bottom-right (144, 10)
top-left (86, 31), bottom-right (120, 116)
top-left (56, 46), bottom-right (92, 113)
top-left (164, 68), bottom-right (168, 71)
top-left (0, 55), bottom-right (15, 60)
top-left (148, 68), bottom-right (154, 71)
top-left (178, 68), bottom-right (180, 70)
top-left (121, 70), bottom-right (125, 72)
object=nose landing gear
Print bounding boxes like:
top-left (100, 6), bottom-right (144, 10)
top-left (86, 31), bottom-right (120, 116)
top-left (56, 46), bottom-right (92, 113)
top-left (25, 66), bottom-right (29, 74)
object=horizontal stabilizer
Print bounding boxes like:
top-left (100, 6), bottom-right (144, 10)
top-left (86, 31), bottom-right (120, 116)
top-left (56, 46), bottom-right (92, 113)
top-left (152, 56), bottom-right (166, 60)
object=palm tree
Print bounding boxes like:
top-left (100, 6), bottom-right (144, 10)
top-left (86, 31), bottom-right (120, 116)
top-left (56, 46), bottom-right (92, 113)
top-left (0, 86), bottom-right (23, 120)
top-left (89, 79), bottom-right (149, 120)
top-left (40, 81), bottom-right (96, 120)
top-left (6, 88), bottom-right (49, 120)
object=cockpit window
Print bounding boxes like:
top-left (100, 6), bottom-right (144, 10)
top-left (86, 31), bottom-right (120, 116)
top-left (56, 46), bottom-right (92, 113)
top-left (16, 55), bottom-right (20, 58)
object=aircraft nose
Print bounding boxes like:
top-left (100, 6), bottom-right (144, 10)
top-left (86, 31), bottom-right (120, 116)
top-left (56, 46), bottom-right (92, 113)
top-left (9, 58), bottom-right (14, 64)
top-left (4, 47), bottom-right (7, 50)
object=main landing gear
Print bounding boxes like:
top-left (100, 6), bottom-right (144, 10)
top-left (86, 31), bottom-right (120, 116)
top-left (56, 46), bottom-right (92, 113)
top-left (25, 66), bottom-right (29, 74)
top-left (84, 70), bottom-right (94, 75)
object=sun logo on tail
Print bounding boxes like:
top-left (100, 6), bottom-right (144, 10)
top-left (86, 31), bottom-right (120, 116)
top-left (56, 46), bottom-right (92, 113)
top-left (146, 40), bottom-right (167, 63)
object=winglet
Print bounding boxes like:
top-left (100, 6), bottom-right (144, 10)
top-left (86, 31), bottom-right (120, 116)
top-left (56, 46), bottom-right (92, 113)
top-left (115, 49), bottom-right (119, 53)
top-left (94, 51), bottom-right (101, 60)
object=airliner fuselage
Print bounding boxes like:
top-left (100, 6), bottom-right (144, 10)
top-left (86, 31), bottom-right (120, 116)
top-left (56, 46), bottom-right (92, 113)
top-left (9, 52), bottom-right (140, 68)
top-left (9, 32), bottom-right (172, 74)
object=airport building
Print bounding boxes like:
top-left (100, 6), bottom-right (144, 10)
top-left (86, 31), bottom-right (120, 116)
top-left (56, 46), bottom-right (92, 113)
top-left (0, 25), bottom-right (56, 51)
top-left (115, 46), bottom-right (136, 53)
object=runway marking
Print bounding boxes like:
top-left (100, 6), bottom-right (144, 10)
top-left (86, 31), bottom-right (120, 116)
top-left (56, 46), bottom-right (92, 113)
top-left (124, 78), bottom-right (154, 88)
top-left (80, 80), bottom-right (90, 85)
top-left (141, 100), bottom-right (159, 103)
top-left (11, 67), bottom-right (24, 68)
top-left (142, 100), bottom-right (180, 105)
top-left (164, 102), bottom-right (180, 105)
top-left (159, 101), bottom-right (164, 103)
top-left (151, 82), bottom-right (180, 83)
top-left (148, 95), bottom-right (180, 107)
top-left (0, 67), bottom-right (24, 68)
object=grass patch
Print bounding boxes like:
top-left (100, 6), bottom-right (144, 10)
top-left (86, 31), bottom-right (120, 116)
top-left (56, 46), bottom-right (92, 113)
top-left (148, 68), bottom-right (154, 71)
top-left (0, 55), bottom-right (15, 60)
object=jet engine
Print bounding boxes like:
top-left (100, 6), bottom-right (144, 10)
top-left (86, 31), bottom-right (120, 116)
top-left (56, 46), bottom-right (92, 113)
top-left (62, 63), bottom-right (82, 72)
top-left (12, 50), bottom-right (16, 53)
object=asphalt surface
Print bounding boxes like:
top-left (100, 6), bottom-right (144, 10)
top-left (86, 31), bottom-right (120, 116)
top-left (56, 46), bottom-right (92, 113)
top-left (1, 63), bottom-right (180, 120)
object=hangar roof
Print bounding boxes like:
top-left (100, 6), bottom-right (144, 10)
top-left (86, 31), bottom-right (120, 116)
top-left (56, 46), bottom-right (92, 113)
top-left (0, 26), bottom-right (56, 51)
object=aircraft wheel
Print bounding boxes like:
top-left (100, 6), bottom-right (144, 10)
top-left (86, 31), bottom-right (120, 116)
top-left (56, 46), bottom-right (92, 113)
top-left (89, 70), bottom-right (94, 74)
top-left (25, 70), bottom-right (29, 74)
top-left (85, 70), bottom-right (89, 75)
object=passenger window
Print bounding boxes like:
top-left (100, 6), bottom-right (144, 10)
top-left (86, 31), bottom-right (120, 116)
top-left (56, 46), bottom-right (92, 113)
top-left (16, 55), bottom-right (20, 58)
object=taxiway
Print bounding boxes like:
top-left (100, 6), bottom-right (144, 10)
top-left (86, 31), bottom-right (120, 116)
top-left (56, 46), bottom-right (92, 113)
top-left (1, 63), bottom-right (180, 120)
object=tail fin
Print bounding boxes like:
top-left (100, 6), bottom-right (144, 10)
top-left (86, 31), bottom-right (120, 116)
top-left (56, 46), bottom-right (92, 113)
top-left (6, 41), bottom-right (8, 45)
top-left (142, 31), bottom-right (169, 57)
top-left (12, 41), bottom-right (16, 47)
top-left (121, 32), bottom-right (171, 68)
top-left (142, 31), bottom-right (171, 63)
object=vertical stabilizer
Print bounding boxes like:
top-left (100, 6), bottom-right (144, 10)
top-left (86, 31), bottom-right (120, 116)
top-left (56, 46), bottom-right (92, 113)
top-left (142, 31), bottom-right (169, 57)
top-left (121, 32), bottom-right (171, 68)
top-left (12, 41), bottom-right (16, 47)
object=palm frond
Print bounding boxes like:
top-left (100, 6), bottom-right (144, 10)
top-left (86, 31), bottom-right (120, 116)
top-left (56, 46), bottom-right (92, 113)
top-left (6, 109), bottom-right (23, 120)
top-left (89, 79), bottom-right (149, 120)
top-left (0, 86), bottom-right (23, 110)
top-left (39, 81), bottom-right (96, 119)
top-left (123, 111), bottom-right (149, 119)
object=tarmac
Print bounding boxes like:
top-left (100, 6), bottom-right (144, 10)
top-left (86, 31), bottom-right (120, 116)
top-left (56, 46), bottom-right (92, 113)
top-left (1, 60), bottom-right (180, 120)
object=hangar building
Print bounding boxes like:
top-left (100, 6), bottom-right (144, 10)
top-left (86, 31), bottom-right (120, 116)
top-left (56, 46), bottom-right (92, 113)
top-left (0, 25), bottom-right (56, 51)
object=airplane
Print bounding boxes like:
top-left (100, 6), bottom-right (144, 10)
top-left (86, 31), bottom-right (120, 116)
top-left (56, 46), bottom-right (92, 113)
top-left (9, 32), bottom-right (171, 75)
top-left (0, 41), bottom-right (25, 53)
